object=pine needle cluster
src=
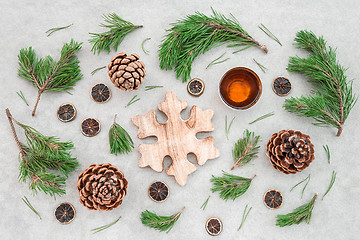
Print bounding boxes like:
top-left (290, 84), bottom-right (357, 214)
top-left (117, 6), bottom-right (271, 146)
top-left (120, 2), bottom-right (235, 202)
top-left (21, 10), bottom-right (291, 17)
top-left (18, 39), bottom-right (82, 116)
top-left (159, 8), bottom-right (268, 82)
top-left (210, 171), bottom-right (255, 201)
top-left (284, 30), bottom-right (357, 136)
top-left (276, 193), bottom-right (318, 227)
top-left (231, 129), bottom-right (260, 170)
top-left (109, 115), bottom-right (134, 155)
top-left (140, 207), bottom-right (185, 233)
top-left (89, 13), bottom-right (142, 54)
top-left (6, 109), bottom-right (79, 198)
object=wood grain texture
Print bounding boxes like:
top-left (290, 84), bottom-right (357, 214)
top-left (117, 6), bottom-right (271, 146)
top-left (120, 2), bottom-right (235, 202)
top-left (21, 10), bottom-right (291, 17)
top-left (132, 91), bottom-right (220, 185)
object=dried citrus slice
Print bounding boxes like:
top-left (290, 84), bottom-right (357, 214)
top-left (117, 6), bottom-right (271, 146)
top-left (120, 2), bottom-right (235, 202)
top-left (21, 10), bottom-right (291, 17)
top-left (91, 83), bottom-right (111, 103)
top-left (148, 181), bottom-right (169, 203)
top-left (205, 217), bottom-right (222, 236)
top-left (264, 189), bottom-right (283, 209)
top-left (57, 103), bottom-right (76, 122)
top-left (273, 77), bottom-right (291, 96)
top-left (54, 203), bottom-right (76, 224)
top-left (81, 118), bottom-right (101, 137)
top-left (187, 78), bottom-right (205, 97)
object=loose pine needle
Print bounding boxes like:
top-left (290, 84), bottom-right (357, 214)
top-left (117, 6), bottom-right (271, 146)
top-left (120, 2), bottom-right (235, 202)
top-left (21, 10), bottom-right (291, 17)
top-left (46, 23), bottom-right (73, 37)
top-left (141, 207), bottom-right (185, 233)
top-left (200, 196), bottom-right (211, 210)
top-left (145, 85), bottom-right (163, 91)
top-left (109, 114), bottom-right (134, 155)
top-left (210, 171), bottom-right (255, 201)
top-left (290, 174), bottom-right (311, 198)
top-left (322, 171), bottom-right (336, 200)
top-left (225, 115), bottom-right (236, 140)
top-left (249, 111), bottom-right (274, 124)
top-left (91, 66), bottom-right (106, 75)
top-left (238, 204), bottom-right (252, 231)
top-left (276, 193), bottom-right (318, 227)
top-left (258, 24), bottom-right (282, 46)
top-left (125, 95), bottom-right (141, 108)
top-left (91, 216), bottom-right (121, 234)
top-left (142, 38), bottom-right (151, 55)
top-left (231, 129), bottom-right (260, 170)
top-left (323, 145), bottom-right (331, 164)
top-left (22, 196), bottom-right (42, 220)
top-left (16, 91), bottom-right (29, 106)
top-left (253, 58), bottom-right (268, 73)
top-left (232, 45), bottom-right (253, 54)
top-left (206, 53), bottom-right (230, 69)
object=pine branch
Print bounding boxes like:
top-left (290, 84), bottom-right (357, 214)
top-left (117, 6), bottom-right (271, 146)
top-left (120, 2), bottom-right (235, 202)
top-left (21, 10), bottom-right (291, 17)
top-left (141, 207), bottom-right (185, 233)
top-left (22, 196), bottom-right (42, 220)
top-left (231, 129), bottom-right (260, 170)
top-left (109, 114), bottom-right (134, 155)
top-left (91, 216), bottom-right (121, 234)
top-left (276, 193), bottom-right (317, 227)
top-left (210, 171), bottom-right (255, 201)
top-left (238, 204), bottom-right (252, 231)
top-left (284, 30), bottom-right (357, 136)
top-left (6, 109), bottom-right (78, 198)
top-left (200, 196), bottom-right (210, 210)
top-left (18, 39), bottom-right (82, 116)
top-left (159, 8), bottom-right (268, 82)
top-left (322, 171), bottom-right (336, 200)
top-left (89, 13), bottom-right (142, 54)
top-left (46, 23), bottom-right (73, 37)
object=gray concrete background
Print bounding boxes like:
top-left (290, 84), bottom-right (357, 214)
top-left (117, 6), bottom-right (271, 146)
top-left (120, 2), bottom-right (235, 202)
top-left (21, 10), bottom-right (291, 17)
top-left (0, 0), bottom-right (359, 239)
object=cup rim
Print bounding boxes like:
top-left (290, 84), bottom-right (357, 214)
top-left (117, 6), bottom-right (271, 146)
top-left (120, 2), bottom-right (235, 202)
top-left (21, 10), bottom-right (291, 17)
top-left (218, 67), bottom-right (262, 110)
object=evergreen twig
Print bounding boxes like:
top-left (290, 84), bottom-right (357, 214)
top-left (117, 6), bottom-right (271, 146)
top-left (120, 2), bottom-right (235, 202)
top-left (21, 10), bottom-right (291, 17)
top-left (200, 196), bottom-right (210, 210)
top-left (276, 193), bottom-right (318, 227)
top-left (249, 111), bottom-right (274, 124)
top-left (18, 39), bottom-right (82, 116)
top-left (89, 13), bottom-right (142, 54)
top-left (109, 114), bottom-right (134, 155)
top-left (159, 8), bottom-right (268, 82)
top-left (16, 91), bottom-right (29, 106)
top-left (258, 24), bottom-right (282, 46)
top-left (22, 196), bottom-right (42, 220)
top-left (91, 66), bottom-right (106, 75)
top-left (253, 58), bottom-right (268, 73)
top-left (6, 109), bottom-right (78, 198)
top-left (142, 38), bottom-right (151, 55)
top-left (91, 216), bottom-right (121, 234)
top-left (141, 207), bottom-right (185, 233)
top-left (225, 115), bottom-right (236, 140)
top-left (238, 204), bottom-right (252, 231)
top-left (125, 95), bottom-right (141, 107)
top-left (284, 30), bottom-right (357, 136)
top-left (231, 129), bottom-right (260, 170)
top-left (210, 171), bottom-right (255, 201)
top-left (323, 145), bottom-right (331, 164)
top-left (290, 174), bottom-right (311, 199)
top-left (46, 23), bottom-right (73, 37)
top-left (322, 171), bottom-right (336, 200)
top-left (206, 53), bottom-right (230, 69)
top-left (145, 85), bottom-right (163, 91)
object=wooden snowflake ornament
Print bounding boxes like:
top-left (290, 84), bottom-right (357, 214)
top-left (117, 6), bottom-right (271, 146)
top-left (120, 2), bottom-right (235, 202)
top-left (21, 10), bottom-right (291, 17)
top-left (132, 91), bottom-right (220, 186)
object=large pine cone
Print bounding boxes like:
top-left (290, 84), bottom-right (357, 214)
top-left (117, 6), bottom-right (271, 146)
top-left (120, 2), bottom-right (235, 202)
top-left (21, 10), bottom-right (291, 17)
top-left (108, 52), bottom-right (146, 90)
top-left (266, 130), bottom-right (315, 174)
top-left (77, 163), bottom-right (128, 211)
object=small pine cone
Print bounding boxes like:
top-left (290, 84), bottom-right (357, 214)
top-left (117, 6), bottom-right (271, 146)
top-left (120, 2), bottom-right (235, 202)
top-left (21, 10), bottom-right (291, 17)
top-left (266, 130), bottom-right (315, 174)
top-left (108, 52), bottom-right (146, 90)
top-left (77, 163), bottom-right (128, 211)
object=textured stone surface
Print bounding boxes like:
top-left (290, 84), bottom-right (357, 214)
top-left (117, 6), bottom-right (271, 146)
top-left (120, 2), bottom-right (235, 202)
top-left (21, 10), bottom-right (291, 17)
top-left (0, 0), bottom-right (359, 239)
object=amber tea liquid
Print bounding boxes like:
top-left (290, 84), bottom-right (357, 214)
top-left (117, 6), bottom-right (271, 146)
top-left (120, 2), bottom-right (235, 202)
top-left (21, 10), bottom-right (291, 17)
top-left (219, 67), bottom-right (261, 109)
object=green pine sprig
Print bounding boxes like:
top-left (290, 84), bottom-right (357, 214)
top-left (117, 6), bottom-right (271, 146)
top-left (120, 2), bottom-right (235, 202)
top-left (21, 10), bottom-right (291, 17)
top-left (322, 171), bottom-right (336, 200)
top-left (284, 30), bottom-right (357, 136)
top-left (200, 196), bottom-right (210, 210)
top-left (210, 171), bottom-right (255, 201)
top-left (159, 8), bottom-right (268, 82)
top-left (89, 13), bottom-right (142, 55)
top-left (6, 109), bottom-right (79, 198)
top-left (22, 196), bottom-right (42, 220)
top-left (141, 207), bottom-right (185, 233)
top-left (46, 23), bottom-right (73, 37)
top-left (238, 204), bottom-right (252, 231)
top-left (276, 193), bottom-right (318, 227)
top-left (109, 114), bottom-right (134, 155)
top-left (231, 129), bottom-right (260, 170)
top-left (18, 39), bottom-right (82, 116)
top-left (91, 216), bottom-right (121, 234)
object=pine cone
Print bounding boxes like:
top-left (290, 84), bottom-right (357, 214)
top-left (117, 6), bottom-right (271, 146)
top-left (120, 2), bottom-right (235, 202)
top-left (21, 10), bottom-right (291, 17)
top-left (77, 163), bottom-right (128, 211)
top-left (266, 130), bottom-right (315, 174)
top-left (108, 52), bottom-right (146, 90)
